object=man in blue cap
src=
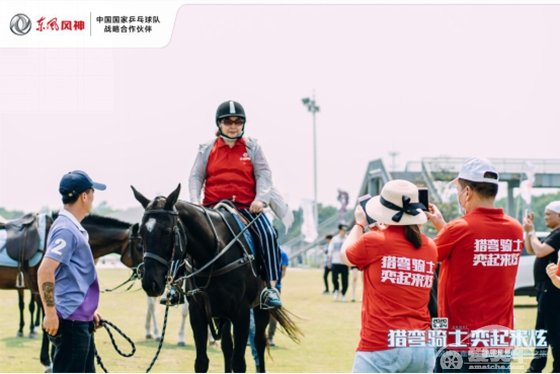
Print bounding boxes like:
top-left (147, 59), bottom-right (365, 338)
top-left (38, 170), bottom-right (106, 373)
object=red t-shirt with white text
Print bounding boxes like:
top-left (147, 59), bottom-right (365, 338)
top-left (435, 207), bottom-right (523, 337)
top-left (346, 226), bottom-right (438, 351)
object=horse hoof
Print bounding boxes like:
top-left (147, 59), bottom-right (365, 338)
top-left (29, 331), bottom-right (37, 339)
top-left (16, 331), bottom-right (23, 338)
top-left (177, 341), bottom-right (186, 347)
top-left (43, 365), bottom-right (53, 373)
top-left (145, 334), bottom-right (153, 340)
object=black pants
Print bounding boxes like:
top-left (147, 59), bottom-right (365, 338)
top-left (331, 264), bottom-right (349, 296)
top-left (528, 289), bottom-right (549, 372)
top-left (49, 319), bottom-right (95, 373)
top-left (528, 287), bottom-right (560, 373)
top-left (323, 266), bottom-right (331, 292)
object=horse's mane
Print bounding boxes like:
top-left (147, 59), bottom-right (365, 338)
top-left (82, 214), bottom-right (132, 229)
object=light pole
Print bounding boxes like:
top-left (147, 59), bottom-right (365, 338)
top-left (301, 92), bottom-right (320, 230)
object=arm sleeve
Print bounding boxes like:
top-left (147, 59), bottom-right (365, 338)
top-left (251, 141), bottom-right (273, 204)
top-left (45, 227), bottom-right (75, 265)
top-left (188, 144), bottom-right (208, 203)
top-left (345, 234), bottom-right (378, 269)
top-left (434, 222), bottom-right (460, 262)
top-left (544, 230), bottom-right (560, 251)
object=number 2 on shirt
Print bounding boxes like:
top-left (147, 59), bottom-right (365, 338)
top-left (51, 238), bottom-right (66, 255)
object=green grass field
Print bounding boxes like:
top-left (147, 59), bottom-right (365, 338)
top-left (0, 268), bottom-right (551, 373)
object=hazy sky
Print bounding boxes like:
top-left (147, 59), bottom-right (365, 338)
top-left (1, 4), bottom-right (560, 213)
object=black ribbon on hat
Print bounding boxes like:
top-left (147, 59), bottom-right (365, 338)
top-left (380, 195), bottom-right (425, 223)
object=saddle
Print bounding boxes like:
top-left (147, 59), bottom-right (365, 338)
top-left (3, 213), bottom-right (41, 262)
top-left (213, 201), bottom-right (259, 254)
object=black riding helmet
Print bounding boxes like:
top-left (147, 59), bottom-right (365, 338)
top-left (215, 100), bottom-right (246, 140)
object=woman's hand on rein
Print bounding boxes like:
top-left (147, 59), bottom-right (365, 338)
top-left (249, 200), bottom-right (265, 214)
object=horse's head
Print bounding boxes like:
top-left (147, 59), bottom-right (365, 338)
top-left (120, 223), bottom-right (144, 269)
top-left (132, 184), bottom-right (182, 297)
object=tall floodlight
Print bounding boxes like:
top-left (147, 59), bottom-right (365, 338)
top-left (301, 92), bottom-right (320, 229)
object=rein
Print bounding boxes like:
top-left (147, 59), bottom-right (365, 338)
top-left (173, 210), bottom-right (261, 284)
top-left (101, 265), bottom-right (142, 293)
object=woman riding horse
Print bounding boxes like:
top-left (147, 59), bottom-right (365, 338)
top-left (189, 100), bottom-right (291, 310)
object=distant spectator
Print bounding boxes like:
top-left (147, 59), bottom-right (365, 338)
top-left (524, 201), bottom-right (560, 372)
top-left (322, 234), bottom-right (334, 294)
top-left (349, 266), bottom-right (360, 302)
top-left (328, 224), bottom-right (349, 301)
top-left (268, 249), bottom-right (289, 346)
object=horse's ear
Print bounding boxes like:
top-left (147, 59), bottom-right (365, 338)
top-left (131, 185), bottom-right (150, 208)
top-left (164, 184), bottom-right (181, 210)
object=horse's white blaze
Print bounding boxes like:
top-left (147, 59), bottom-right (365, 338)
top-left (146, 218), bottom-right (156, 232)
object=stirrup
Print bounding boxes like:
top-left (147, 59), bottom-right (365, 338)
top-left (259, 287), bottom-right (282, 310)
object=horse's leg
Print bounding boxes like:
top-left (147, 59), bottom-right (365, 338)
top-left (145, 297), bottom-right (154, 339)
top-left (221, 321), bottom-right (233, 372)
top-left (231, 310), bottom-right (250, 373)
top-left (16, 289), bottom-right (26, 337)
top-left (178, 302), bottom-right (188, 346)
top-left (34, 293), bottom-right (42, 328)
top-left (253, 308), bottom-right (270, 373)
top-left (189, 303), bottom-right (210, 372)
top-left (29, 291), bottom-right (37, 338)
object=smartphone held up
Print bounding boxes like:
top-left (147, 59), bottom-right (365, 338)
top-left (418, 188), bottom-right (429, 211)
top-left (358, 194), bottom-right (376, 225)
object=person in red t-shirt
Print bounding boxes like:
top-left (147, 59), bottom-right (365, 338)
top-left (427, 158), bottom-right (523, 373)
top-left (189, 100), bottom-right (285, 309)
top-left (341, 179), bottom-right (437, 373)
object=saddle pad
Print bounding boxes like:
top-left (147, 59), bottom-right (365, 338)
top-left (0, 213), bottom-right (47, 268)
top-left (232, 214), bottom-right (256, 255)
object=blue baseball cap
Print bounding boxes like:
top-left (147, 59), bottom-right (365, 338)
top-left (59, 170), bottom-right (106, 198)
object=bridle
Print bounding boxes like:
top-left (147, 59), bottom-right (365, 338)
top-left (101, 225), bottom-right (146, 293)
top-left (141, 208), bottom-right (187, 283)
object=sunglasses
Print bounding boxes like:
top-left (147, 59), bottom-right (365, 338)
top-left (222, 118), bottom-right (245, 126)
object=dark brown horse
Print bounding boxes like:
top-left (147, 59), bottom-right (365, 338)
top-left (133, 184), bottom-right (301, 373)
top-left (0, 213), bottom-right (144, 372)
top-left (0, 213), bottom-right (54, 340)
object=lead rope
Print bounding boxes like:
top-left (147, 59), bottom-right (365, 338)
top-left (94, 319), bottom-right (136, 373)
top-left (144, 304), bottom-right (170, 373)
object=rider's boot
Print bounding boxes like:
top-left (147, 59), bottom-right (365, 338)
top-left (260, 286), bottom-right (282, 310)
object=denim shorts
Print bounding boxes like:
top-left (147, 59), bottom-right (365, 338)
top-left (352, 347), bottom-right (435, 373)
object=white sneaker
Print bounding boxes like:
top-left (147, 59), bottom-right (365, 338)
top-left (341, 295), bottom-right (346, 302)
top-left (333, 290), bottom-right (339, 301)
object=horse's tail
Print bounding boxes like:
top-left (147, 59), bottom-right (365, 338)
top-left (269, 307), bottom-right (303, 344)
